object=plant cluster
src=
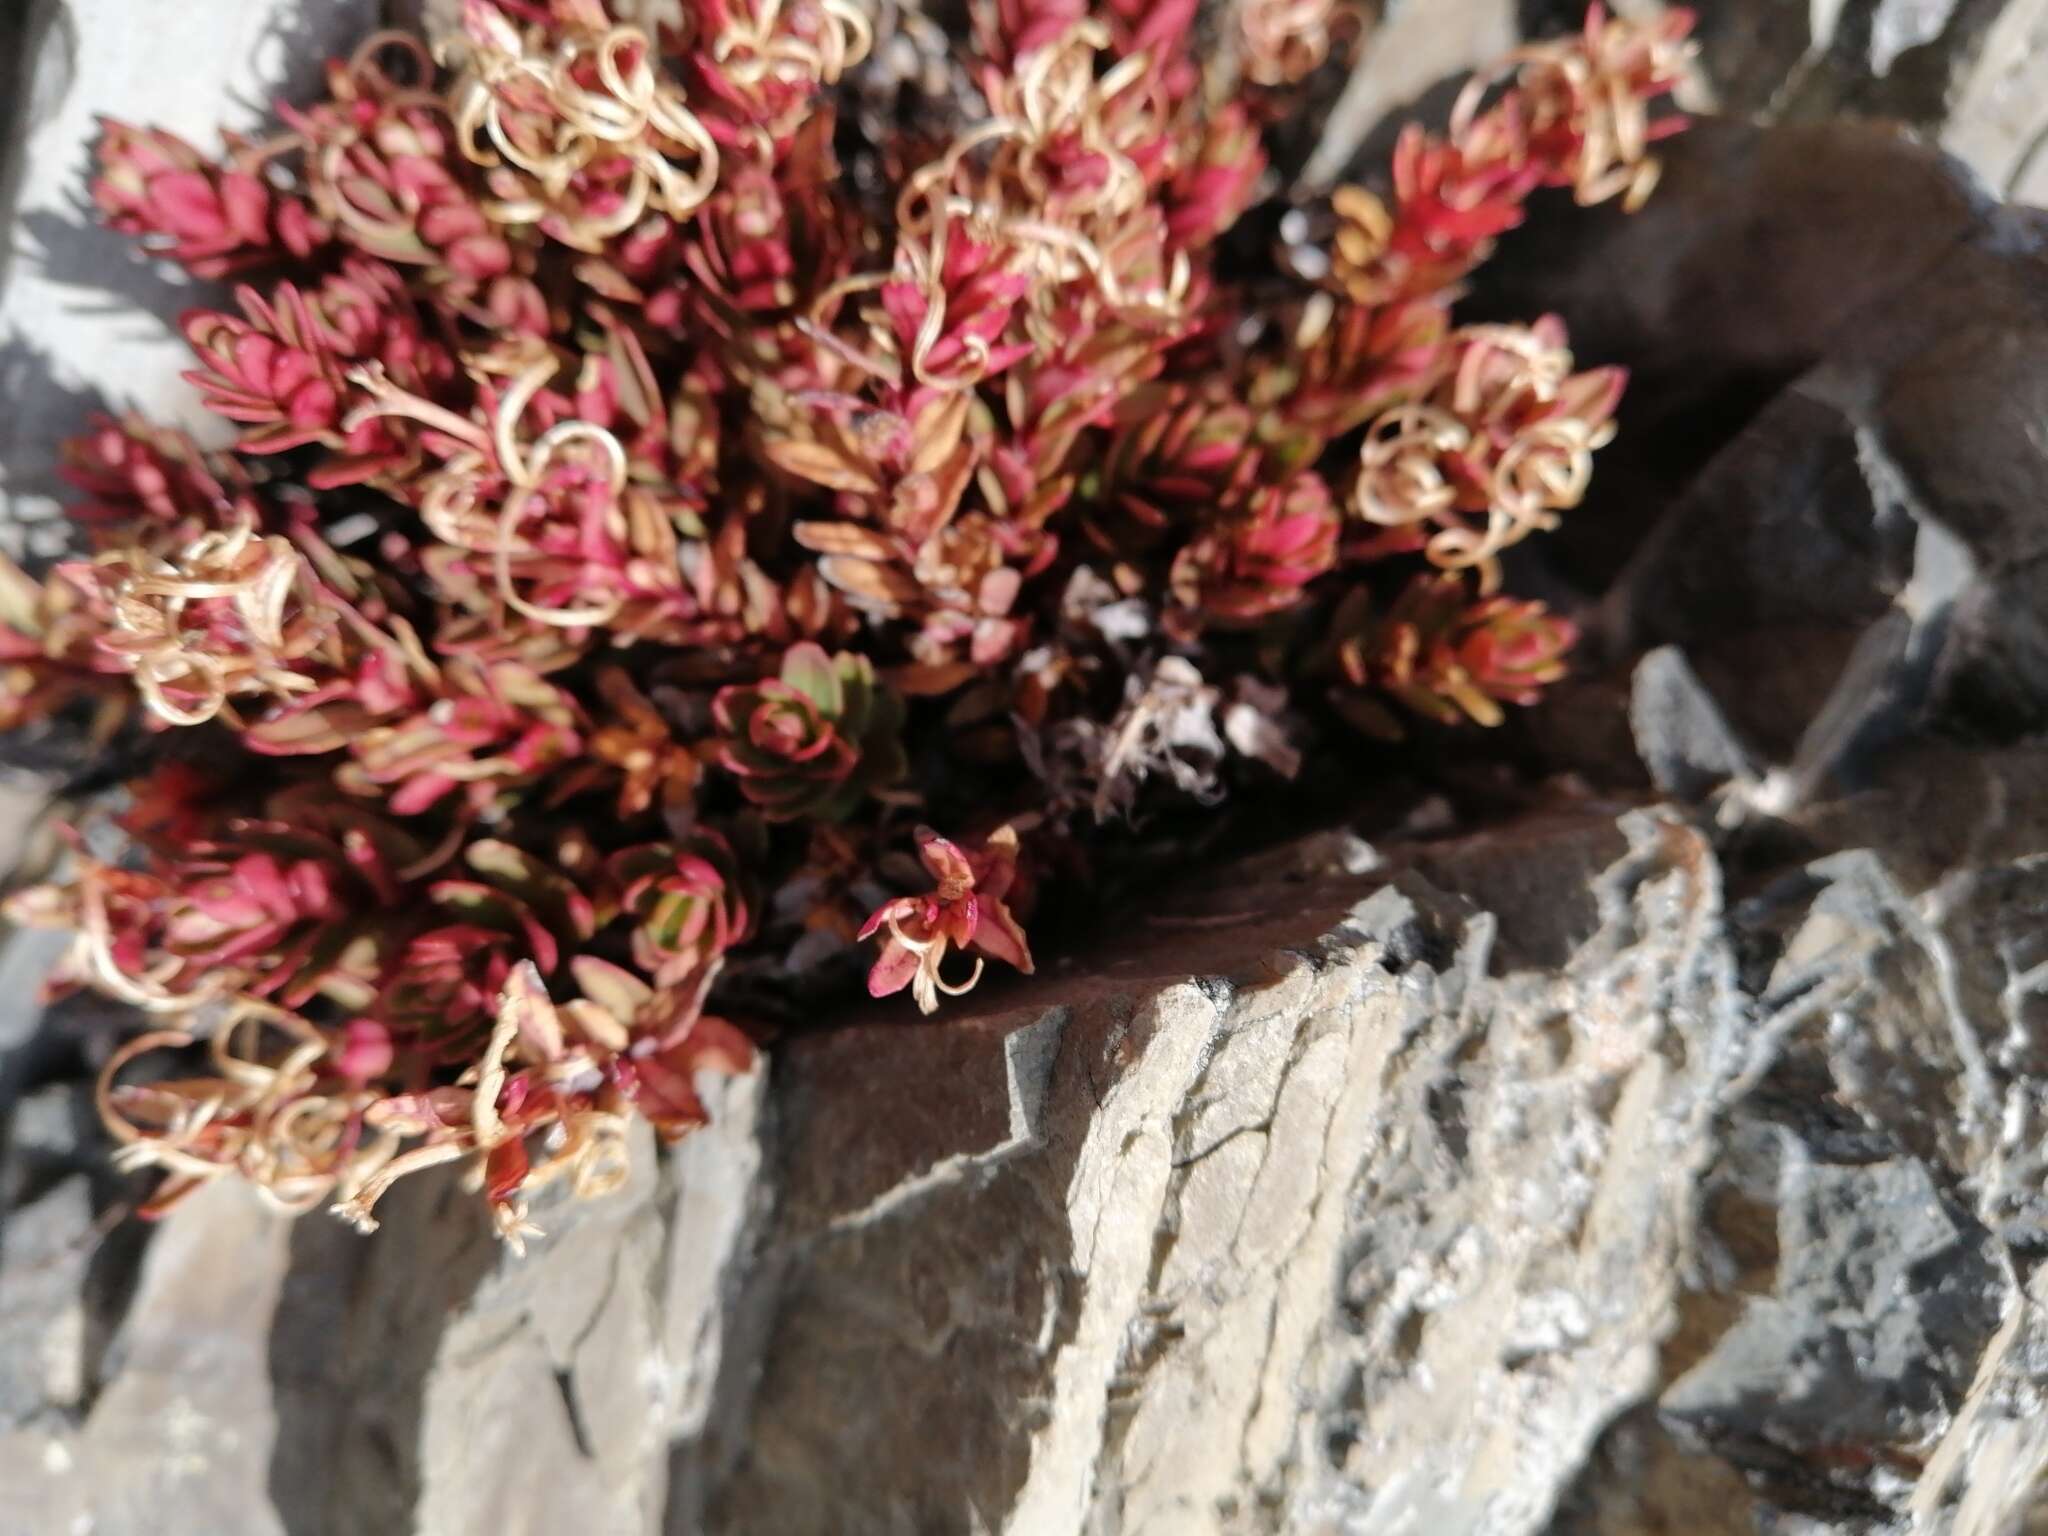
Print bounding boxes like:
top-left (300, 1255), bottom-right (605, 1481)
top-left (0, 1), bottom-right (1692, 1244)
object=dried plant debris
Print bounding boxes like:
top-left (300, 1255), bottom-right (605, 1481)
top-left (0, 2), bottom-right (1692, 1245)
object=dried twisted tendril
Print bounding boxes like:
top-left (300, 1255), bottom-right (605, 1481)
top-left (333, 1139), bottom-right (469, 1235)
top-left (995, 25), bottom-right (1188, 319)
top-left (291, 32), bottom-right (465, 250)
top-left (712, 0), bottom-right (875, 147)
top-left (97, 1005), bottom-right (398, 1217)
top-left (344, 361), bottom-right (497, 466)
top-left (448, 9), bottom-right (719, 247)
top-left (490, 354), bottom-right (633, 630)
top-left (1449, 324), bottom-right (1576, 422)
top-left (1240, 0), bottom-right (1345, 89)
top-left (1355, 313), bottom-right (1614, 590)
top-left (885, 120), bottom-right (1025, 389)
top-left (798, 269), bottom-right (904, 384)
top-left (1355, 400), bottom-right (1607, 592)
top-left (882, 906), bottom-right (985, 1007)
top-left (1451, 11), bottom-right (1696, 211)
top-left (1354, 403), bottom-right (1470, 531)
top-left (1004, 23), bottom-right (1153, 223)
top-left (341, 967), bottom-right (640, 1248)
top-left (1484, 416), bottom-right (1605, 527)
top-left (346, 28), bottom-right (438, 99)
top-left (1415, 419), bottom-right (1605, 592)
top-left (867, 19), bottom-right (1190, 377)
top-left (99, 1029), bottom-right (210, 1153)
top-left (74, 866), bottom-right (209, 1012)
top-left (104, 521), bottom-right (332, 728)
top-left (1007, 204), bottom-right (1190, 317)
top-left (346, 354), bottom-right (630, 629)
top-left (210, 1007), bottom-right (382, 1213)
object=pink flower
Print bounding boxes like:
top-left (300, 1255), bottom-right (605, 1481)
top-left (859, 825), bottom-right (1034, 1014)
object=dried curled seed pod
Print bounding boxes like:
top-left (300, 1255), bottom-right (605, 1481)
top-left (1450, 4), bottom-right (1697, 211)
top-left (92, 523), bottom-right (343, 727)
top-left (1239, 0), bottom-right (1349, 89)
top-left (447, 4), bottom-right (721, 248)
top-left (1351, 319), bottom-right (1621, 588)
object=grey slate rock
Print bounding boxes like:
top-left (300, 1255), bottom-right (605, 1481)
top-left (1630, 646), bottom-right (1762, 802)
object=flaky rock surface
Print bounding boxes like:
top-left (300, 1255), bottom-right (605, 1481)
top-left (17, 755), bottom-right (2048, 1535)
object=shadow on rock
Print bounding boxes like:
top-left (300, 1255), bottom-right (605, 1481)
top-left (266, 1169), bottom-right (498, 1536)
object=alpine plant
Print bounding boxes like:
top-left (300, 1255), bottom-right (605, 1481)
top-left (0, 2), bottom-right (1694, 1247)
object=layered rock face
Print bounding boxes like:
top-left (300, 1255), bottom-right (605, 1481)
top-left (7, 5), bottom-right (2048, 1535)
top-left (20, 755), bottom-right (2048, 1536)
